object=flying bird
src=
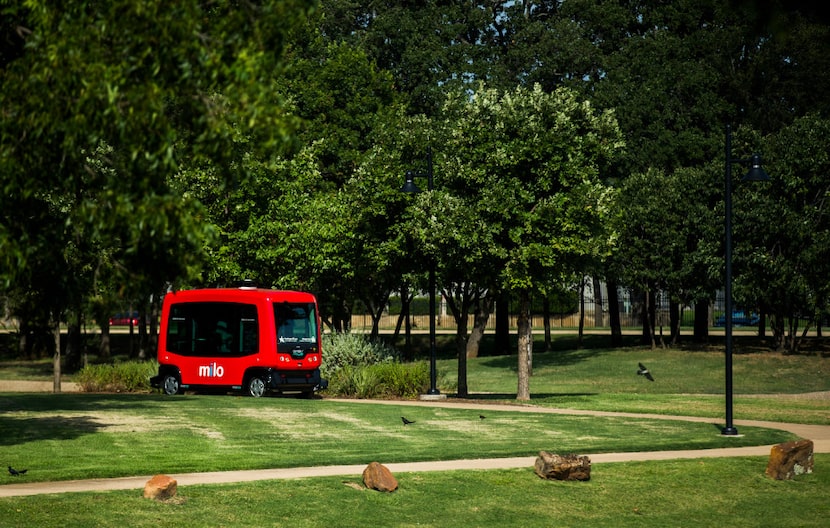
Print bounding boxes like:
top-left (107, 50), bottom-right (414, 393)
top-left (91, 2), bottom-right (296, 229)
top-left (8, 466), bottom-right (27, 476)
top-left (401, 416), bottom-right (416, 425)
top-left (637, 363), bottom-right (655, 381)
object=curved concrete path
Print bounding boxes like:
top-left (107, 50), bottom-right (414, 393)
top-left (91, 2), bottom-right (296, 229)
top-left (1, 391), bottom-right (827, 498)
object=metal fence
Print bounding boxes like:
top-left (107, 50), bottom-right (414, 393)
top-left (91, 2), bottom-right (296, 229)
top-left (348, 292), bottom-right (712, 333)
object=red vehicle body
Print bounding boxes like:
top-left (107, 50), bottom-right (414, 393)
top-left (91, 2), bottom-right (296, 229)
top-left (150, 286), bottom-right (327, 397)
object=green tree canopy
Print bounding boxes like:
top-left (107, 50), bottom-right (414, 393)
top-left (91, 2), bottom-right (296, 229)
top-left (434, 83), bottom-right (623, 399)
top-left (0, 1), bottom-right (312, 372)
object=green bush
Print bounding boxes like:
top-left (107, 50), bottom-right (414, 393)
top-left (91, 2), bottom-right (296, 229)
top-left (320, 332), bottom-right (427, 398)
top-left (372, 361), bottom-right (430, 398)
top-left (326, 361), bottom-right (429, 399)
top-left (76, 361), bottom-right (157, 393)
top-left (320, 332), bottom-right (401, 379)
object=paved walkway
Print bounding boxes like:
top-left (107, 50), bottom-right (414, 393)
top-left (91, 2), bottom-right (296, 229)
top-left (1, 387), bottom-right (828, 498)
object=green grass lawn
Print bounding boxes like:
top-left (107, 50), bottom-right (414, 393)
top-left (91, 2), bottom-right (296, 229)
top-left (439, 338), bottom-right (830, 424)
top-left (2, 457), bottom-right (828, 528)
top-left (0, 333), bottom-right (828, 527)
top-left (0, 393), bottom-right (797, 484)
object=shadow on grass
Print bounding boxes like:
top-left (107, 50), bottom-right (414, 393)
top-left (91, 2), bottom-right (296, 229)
top-left (0, 393), bottom-right (174, 447)
top-left (477, 347), bottom-right (617, 372)
top-left (0, 414), bottom-right (104, 446)
top-left (459, 392), bottom-right (600, 401)
top-left (0, 393), bottom-right (165, 413)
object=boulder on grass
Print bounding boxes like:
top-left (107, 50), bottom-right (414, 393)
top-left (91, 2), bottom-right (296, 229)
top-left (766, 440), bottom-right (814, 480)
top-left (143, 474), bottom-right (178, 500)
top-left (534, 452), bottom-right (591, 481)
top-left (362, 462), bottom-right (398, 492)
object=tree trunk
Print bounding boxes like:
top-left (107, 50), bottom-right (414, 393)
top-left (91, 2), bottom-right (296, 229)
top-left (466, 295), bottom-right (493, 359)
top-left (52, 318), bottom-right (61, 393)
top-left (138, 310), bottom-right (148, 359)
top-left (693, 300), bottom-right (709, 342)
top-left (99, 322), bottom-right (111, 359)
top-left (149, 293), bottom-right (160, 354)
top-left (637, 290), bottom-right (649, 346)
top-left (593, 276), bottom-right (604, 327)
top-left (517, 289), bottom-right (532, 401)
top-left (466, 321), bottom-right (484, 359)
top-left (669, 300), bottom-right (680, 345)
top-left (607, 279), bottom-right (622, 347)
top-left (577, 278), bottom-right (586, 349)
top-left (455, 309), bottom-right (469, 398)
top-left (650, 290), bottom-right (659, 348)
top-left (758, 307), bottom-right (767, 338)
top-left (641, 289), bottom-right (657, 349)
top-left (129, 312), bottom-right (137, 358)
top-left (65, 318), bottom-right (82, 371)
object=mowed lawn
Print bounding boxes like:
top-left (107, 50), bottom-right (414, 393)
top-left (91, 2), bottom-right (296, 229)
top-left (444, 338), bottom-right (830, 424)
top-left (0, 393), bottom-right (798, 484)
top-left (0, 336), bottom-right (828, 527)
top-left (2, 456), bottom-right (829, 528)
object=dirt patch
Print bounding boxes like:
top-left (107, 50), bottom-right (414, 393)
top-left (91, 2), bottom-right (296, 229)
top-left (0, 380), bottom-right (80, 392)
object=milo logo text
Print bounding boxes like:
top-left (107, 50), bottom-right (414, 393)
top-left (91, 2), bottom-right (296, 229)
top-left (198, 362), bottom-right (224, 378)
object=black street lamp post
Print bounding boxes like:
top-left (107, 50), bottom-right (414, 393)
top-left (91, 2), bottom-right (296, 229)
top-left (723, 124), bottom-right (769, 436)
top-left (401, 149), bottom-right (440, 396)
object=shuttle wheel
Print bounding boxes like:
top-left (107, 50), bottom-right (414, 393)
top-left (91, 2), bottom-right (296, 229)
top-left (246, 376), bottom-right (267, 398)
top-left (162, 374), bottom-right (181, 396)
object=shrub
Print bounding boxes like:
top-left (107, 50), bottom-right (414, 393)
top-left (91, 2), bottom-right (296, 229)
top-left (320, 332), bottom-right (401, 379)
top-left (76, 361), bottom-right (157, 392)
top-left (326, 361), bottom-right (429, 399)
top-left (371, 361), bottom-right (430, 399)
top-left (321, 332), bottom-right (427, 398)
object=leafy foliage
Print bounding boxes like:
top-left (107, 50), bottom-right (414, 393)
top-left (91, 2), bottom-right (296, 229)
top-left (741, 114), bottom-right (830, 349)
top-left (320, 331), bottom-right (426, 398)
top-left (320, 332), bottom-right (402, 379)
top-left (76, 360), bottom-right (157, 393)
top-left (0, 0), bottom-right (312, 333)
top-left (325, 361), bottom-right (429, 399)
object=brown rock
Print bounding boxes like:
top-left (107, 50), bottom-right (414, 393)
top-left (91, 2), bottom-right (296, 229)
top-left (143, 474), bottom-right (178, 500)
top-left (362, 462), bottom-right (398, 492)
top-left (534, 451), bottom-right (591, 481)
top-left (766, 439), bottom-right (814, 480)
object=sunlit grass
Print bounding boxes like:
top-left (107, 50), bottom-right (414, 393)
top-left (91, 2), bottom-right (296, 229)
top-left (0, 332), bottom-right (827, 527)
top-left (0, 393), bottom-right (797, 484)
top-left (1, 456), bottom-right (828, 528)
top-left (437, 340), bottom-right (830, 423)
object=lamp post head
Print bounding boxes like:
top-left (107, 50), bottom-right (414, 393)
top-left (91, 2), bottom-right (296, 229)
top-left (401, 170), bottom-right (423, 193)
top-left (742, 154), bottom-right (770, 182)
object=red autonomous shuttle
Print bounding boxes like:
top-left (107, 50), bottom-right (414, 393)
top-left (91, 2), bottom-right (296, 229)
top-left (150, 286), bottom-right (327, 397)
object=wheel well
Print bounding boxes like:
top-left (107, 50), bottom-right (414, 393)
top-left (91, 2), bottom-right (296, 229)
top-left (159, 365), bottom-right (181, 380)
top-left (243, 368), bottom-right (272, 384)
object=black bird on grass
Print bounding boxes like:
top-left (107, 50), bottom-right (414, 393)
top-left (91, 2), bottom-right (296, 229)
top-left (401, 416), bottom-right (416, 425)
top-left (637, 363), bottom-right (655, 381)
top-left (479, 415), bottom-right (486, 420)
top-left (8, 466), bottom-right (27, 476)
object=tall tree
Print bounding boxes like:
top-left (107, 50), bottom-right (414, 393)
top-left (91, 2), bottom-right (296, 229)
top-left (0, 1), bottom-right (312, 384)
top-left (740, 115), bottom-right (830, 351)
top-left (611, 165), bottom-right (722, 346)
top-left (439, 84), bottom-right (622, 400)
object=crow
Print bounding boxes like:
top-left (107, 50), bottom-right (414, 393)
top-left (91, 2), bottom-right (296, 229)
top-left (479, 415), bottom-right (486, 420)
top-left (637, 362), bottom-right (655, 381)
top-left (401, 416), bottom-right (415, 425)
top-left (8, 466), bottom-right (27, 476)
